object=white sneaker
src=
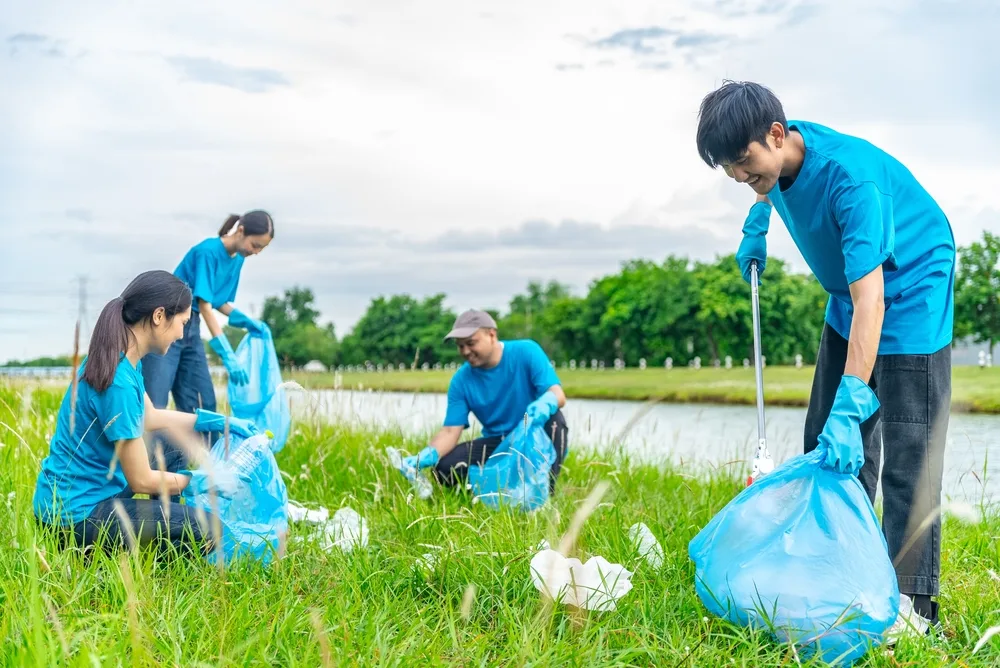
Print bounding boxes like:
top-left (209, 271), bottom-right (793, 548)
top-left (885, 594), bottom-right (931, 646)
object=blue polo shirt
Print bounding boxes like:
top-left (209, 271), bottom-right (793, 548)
top-left (175, 237), bottom-right (244, 313)
top-left (33, 355), bottom-right (147, 526)
top-left (444, 339), bottom-right (561, 438)
top-left (761, 120), bottom-right (956, 355)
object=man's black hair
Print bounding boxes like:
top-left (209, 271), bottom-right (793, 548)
top-left (695, 80), bottom-right (788, 168)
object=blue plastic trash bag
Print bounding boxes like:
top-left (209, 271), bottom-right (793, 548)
top-left (688, 449), bottom-right (900, 665)
top-left (184, 431), bottom-right (289, 566)
top-left (229, 328), bottom-right (292, 452)
top-left (467, 417), bottom-right (558, 511)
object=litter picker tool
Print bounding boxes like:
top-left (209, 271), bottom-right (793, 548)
top-left (746, 260), bottom-right (774, 486)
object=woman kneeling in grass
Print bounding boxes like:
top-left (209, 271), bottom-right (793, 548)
top-left (32, 270), bottom-right (258, 555)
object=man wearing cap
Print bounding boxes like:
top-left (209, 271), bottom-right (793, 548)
top-left (395, 309), bottom-right (570, 495)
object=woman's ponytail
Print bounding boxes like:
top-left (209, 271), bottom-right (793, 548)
top-left (82, 296), bottom-right (131, 392)
top-left (218, 214), bottom-right (241, 236)
top-left (80, 270), bottom-right (193, 393)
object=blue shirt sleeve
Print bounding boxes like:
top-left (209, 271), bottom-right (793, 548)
top-left (833, 181), bottom-right (898, 284)
top-left (443, 373), bottom-right (470, 429)
top-left (526, 340), bottom-right (560, 396)
top-left (95, 378), bottom-right (145, 443)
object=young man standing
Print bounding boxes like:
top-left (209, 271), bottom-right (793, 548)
top-left (695, 81), bottom-right (956, 632)
top-left (394, 309), bottom-right (569, 495)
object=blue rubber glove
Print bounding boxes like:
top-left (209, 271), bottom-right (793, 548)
top-left (736, 201), bottom-right (771, 284)
top-left (208, 334), bottom-right (249, 386)
top-left (525, 390), bottom-right (559, 426)
top-left (194, 408), bottom-right (259, 439)
top-left (227, 308), bottom-right (267, 335)
top-left (817, 375), bottom-right (880, 475)
top-left (180, 466), bottom-right (241, 499)
top-left (398, 446), bottom-right (440, 480)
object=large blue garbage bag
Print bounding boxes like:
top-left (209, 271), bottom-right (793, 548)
top-left (688, 449), bottom-right (900, 665)
top-left (185, 431), bottom-right (289, 567)
top-left (229, 328), bottom-right (292, 452)
top-left (467, 418), bottom-right (557, 512)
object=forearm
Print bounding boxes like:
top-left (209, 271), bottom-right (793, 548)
top-left (198, 299), bottom-right (223, 338)
top-left (130, 470), bottom-right (190, 496)
top-left (144, 406), bottom-right (197, 433)
top-left (844, 271), bottom-right (885, 383)
top-left (428, 427), bottom-right (463, 458)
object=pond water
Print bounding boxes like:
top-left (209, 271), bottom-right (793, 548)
top-left (291, 389), bottom-right (999, 507)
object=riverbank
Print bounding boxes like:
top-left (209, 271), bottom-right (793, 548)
top-left (287, 366), bottom-right (1000, 414)
top-left (2, 383), bottom-right (998, 665)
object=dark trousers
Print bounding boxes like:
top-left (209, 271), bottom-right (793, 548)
top-left (433, 411), bottom-right (569, 494)
top-left (804, 324), bottom-right (950, 598)
top-left (141, 311), bottom-right (218, 473)
top-left (43, 488), bottom-right (214, 557)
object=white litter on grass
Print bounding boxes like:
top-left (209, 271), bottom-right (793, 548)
top-left (320, 507), bottom-right (369, 552)
top-left (536, 538), bottom-right (551, 552)
top-left (628, 522), bottom-right (664, 569)
top-left (415, 552), bottom-right (438, 572)
top-left (943, 501), bottom-right (983, 524)
top-left (529, 549), bottom-right (633, 611)
top-left (286, 501), bottom-right (368, 553)
top-left (287, 500), bottom-right (330, 524)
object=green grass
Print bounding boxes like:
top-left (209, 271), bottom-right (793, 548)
top-left (2, 381), bottom-right (999, 666)
top-left (288, 365), bottom-right (1000, 414)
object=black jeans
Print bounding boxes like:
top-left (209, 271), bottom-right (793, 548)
top-left (141, 310), bottom-right (218, 474)
top-left (433, 411), bottom-right (569, 494)
top-left (804, 324), bottom-right (951, 598)
top-left (42, 488), bottom-right (216, 557)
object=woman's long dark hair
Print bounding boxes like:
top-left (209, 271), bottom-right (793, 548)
top-left (83, 270), bottom-right (192, 392)
top-left (218, 209), bottom-right (275, 238)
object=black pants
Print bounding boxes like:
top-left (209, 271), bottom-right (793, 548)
top-left (433, 411), bottom-right (569, 494)
top-left (804, 324), bottom-right (950, 598)
top-left (41, 488), bottom-right (215, 557)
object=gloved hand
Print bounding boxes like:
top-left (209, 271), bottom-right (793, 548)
top-left (194, 408), bottom-right (259, 439)
top-left (208, 334), bottom-right (249, 386)
top-left (227, 308), bottom-right (267, 336)
top-left (736, 201), bottom-right (771, 284)
top-left (398, 446), bottom-right (440, 481)
top-left (180, 465), bottom-right (241, 498)
top-left (525, 390), bottom-right (559, 426)
top-left (817, 375), bottom-right (880, 475)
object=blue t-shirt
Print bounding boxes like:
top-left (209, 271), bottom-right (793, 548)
top-left (763, 120), bottom-right (956, 355)
top-left (174, 237), bottom-right (244, 313)
top-left (33, 355), bottom-right (147, 526)
top-left (444, 339), bottom-right (561, 438)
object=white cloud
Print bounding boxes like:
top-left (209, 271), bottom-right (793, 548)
top-left (1, 0), bottom-right (999, 361)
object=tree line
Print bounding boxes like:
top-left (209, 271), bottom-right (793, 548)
top-left (5, 231), bottom-right (996, 370)
top-left (226, 229), bottom-right (1000, 369)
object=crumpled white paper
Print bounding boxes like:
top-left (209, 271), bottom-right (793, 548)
top-left (628, 522), bottom-right (664, 569)
top-left (529, 549), bottom-right (633, 611)
top-left (287, 500), bottom-right (330, 524)
top-left (319, 507), bottom-right (369, 552)
top-left (287, 501), bottom-right (368, 553)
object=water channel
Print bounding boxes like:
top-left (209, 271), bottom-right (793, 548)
top-left (291, 389), bottom-right (999, 506)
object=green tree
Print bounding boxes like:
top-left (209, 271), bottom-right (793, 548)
top-left (338, 293), bottom-right (460, 366)
top-left (955, 230), bottom-right (1000, 357)
top-left (258, 286), bottom-right (338, 367)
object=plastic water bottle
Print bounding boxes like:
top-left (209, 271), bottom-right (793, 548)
top-left (628, 522), bottom-right (665, 568)
top-left (385, 447), bottom-right (433, 499)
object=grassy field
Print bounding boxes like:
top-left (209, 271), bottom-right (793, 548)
top-left (288, 365), bottom-right (1000, 414)
top-left (2, 381), bottom-right (999, 666)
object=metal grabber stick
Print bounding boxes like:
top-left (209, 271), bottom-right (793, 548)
top-left (747, 259), bottom-right (774, 486)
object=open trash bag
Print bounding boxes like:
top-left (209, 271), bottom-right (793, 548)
top-left (230, 328), bottom-right (292, 452)
top-left (688, 449), bottom-right (900, 665)
top-left (467, 417), bottom-right (557, 512)
top-left (185, 431), bottom-right (289, 567)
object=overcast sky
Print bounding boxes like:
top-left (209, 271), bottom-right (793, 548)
top-left (2, 0), bottom-right (998, 362)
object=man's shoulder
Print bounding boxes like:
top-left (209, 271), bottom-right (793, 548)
top-left (504, 339), bottom-right (546, 357)
top-left (792, 120), bottom-right (906, 189)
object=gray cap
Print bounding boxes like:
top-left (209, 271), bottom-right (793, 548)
top-left (444, 309), bottom-right (497, 340)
